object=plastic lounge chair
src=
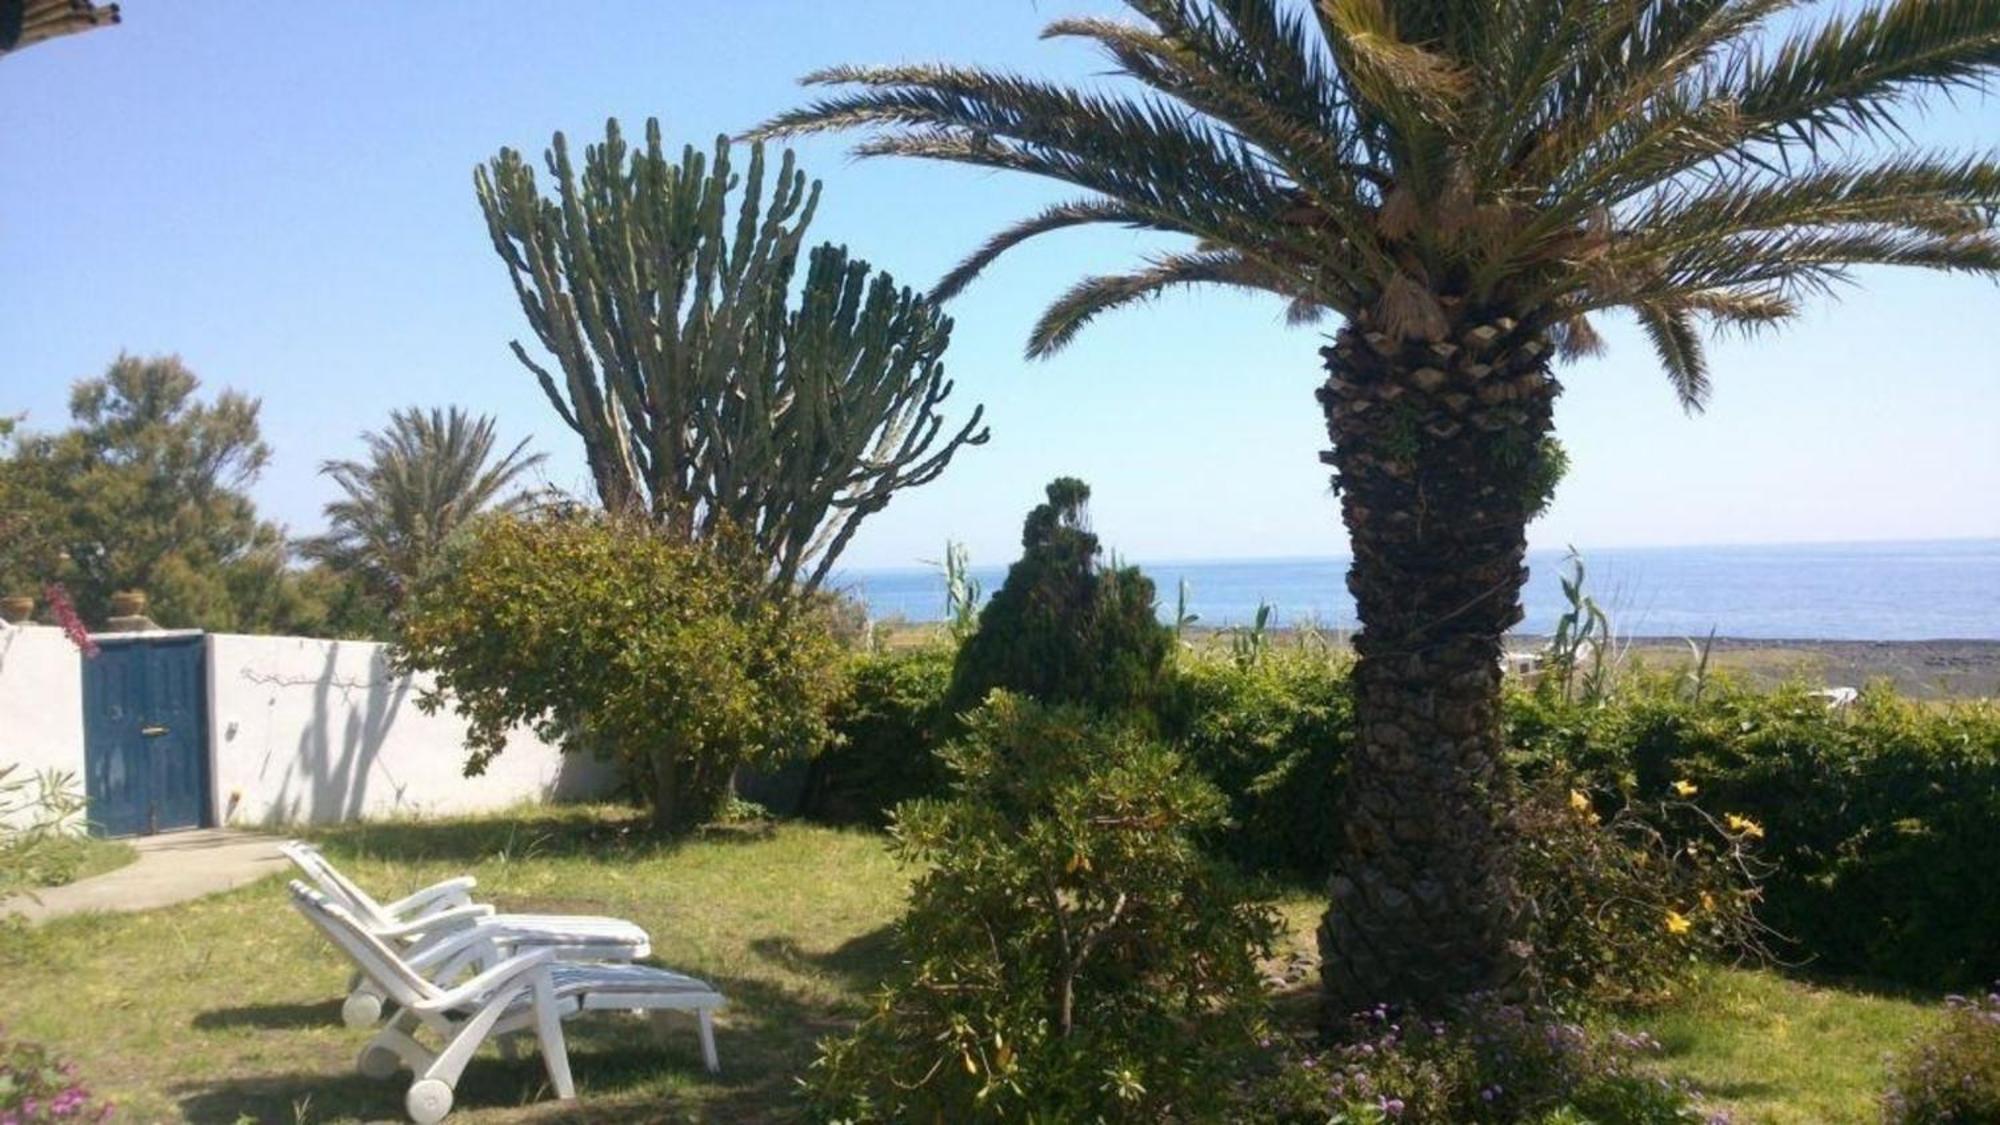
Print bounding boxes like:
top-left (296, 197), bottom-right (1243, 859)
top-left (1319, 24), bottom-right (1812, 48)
top-left (282, 842), bottom-right (651, 1026)
top-left (289, 880), bottom-right (722, 1123)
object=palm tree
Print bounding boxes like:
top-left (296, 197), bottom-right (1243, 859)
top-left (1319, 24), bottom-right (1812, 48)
top-left (303, 407), bottom-right (545, 603)
top-left (754, 1), bottom-right (2000, 1017)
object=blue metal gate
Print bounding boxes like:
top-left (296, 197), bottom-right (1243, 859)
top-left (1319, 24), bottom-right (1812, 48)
top-left (81, 635), bottom-right (210, 837)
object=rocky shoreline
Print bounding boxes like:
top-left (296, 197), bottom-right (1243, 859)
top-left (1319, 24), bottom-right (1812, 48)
top-left (1560, 635), bottom-right (2000, 700)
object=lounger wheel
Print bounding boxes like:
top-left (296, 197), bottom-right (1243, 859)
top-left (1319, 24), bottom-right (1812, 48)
top-left (343, 991), bottom-right (384, 1028)
top-left (406, 1078), bottom-right (454, 1123)
top-left (357, 1044), bottom-right (402, 1080)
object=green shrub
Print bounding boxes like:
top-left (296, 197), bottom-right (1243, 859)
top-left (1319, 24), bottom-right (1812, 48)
top-left (805, 644), bottom-right (957, 824)
top-left (395, 511), bottom-right (845, 834)
top-left (1160, 646), bottom-right (1354, 881)
top-left (1508, 680), bottom-right (2000, 988)
top-left (947, 478), bottom-right (1170, 716)
top-left (1881, 987), bottom-right (2000, 1124)
top-left (0, 767), bottom-right (93, 898)
top-left (803, 694), bottom-right (1278, 1123)
top-left (1514, 777), bottom-right (1767, 1008)
top-left (1247, 996), bottom-right (1713, 1124)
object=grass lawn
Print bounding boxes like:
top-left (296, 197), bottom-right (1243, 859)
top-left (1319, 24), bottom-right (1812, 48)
top-left (0, 807), bottom-right (1938, 1123)
top-left (56, 836), bottom-right (139, 885)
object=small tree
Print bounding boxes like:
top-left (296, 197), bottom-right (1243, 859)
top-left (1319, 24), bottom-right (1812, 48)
top-left (394, 510), bottom-right (844, 833)
top-left (948, 477), bottom-right (1171, 716)
top-left (805, 694), bottom-right (1276, 1122)
top-left (475, 118), bottom-right (988, 592)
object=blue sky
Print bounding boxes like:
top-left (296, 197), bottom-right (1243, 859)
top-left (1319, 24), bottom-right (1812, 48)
top-left (3, 1), bottom-right (1997, 572)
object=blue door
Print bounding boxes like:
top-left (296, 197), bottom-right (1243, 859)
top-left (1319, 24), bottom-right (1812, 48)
top-left (82, 636), bottom-right (210, 837)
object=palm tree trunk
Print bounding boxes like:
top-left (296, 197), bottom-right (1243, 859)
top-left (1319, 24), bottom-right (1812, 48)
top-left (1314, 314), bottom-right (1560, 1021)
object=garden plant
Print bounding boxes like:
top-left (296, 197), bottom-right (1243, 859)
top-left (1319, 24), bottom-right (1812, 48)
top-left (756, 0), bottom-right (2000, 1017)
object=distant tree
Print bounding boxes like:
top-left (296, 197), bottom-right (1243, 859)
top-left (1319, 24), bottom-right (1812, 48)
top-left (759, 0), bottom-right (2000, 1019)
top-left (301, 406), bottom-right (544, 606)
top-left (0, 1), bottom-right (119, 59)
top-left (948, 477), bottom-right (1171, 717)
top-left (474, 118), bottom-right (989, 592)
top-left (0, 416), bottom-right (64, 602)
top-left (3, 354), bottom-right (292, 631)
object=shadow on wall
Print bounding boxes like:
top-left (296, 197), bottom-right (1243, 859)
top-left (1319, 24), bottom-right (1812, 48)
top-left (225, 637), bottom-right (616, 828)
top-left (257, 644), bottom-right (411, 827)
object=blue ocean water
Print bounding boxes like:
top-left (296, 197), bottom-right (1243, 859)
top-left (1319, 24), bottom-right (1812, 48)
top-left (830, 539), bottom-right (2000, 641)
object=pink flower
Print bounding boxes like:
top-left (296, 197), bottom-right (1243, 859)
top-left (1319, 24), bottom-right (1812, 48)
top-left (42, 582), bottom-right (98, 658)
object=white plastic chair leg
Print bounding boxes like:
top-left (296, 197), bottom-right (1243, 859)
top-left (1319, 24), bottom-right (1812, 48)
top-left (364, 1012), bottom-right (436, 1077)
top-left (533, 971), bottom-right (575, 1100)
top-left (698, 1009), bottom-right (719, 1074)
top-left (420, 980), bottom-right (522, 1094)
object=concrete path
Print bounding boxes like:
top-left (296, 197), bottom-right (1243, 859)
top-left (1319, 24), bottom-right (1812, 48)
top-left (1, 828), bottom-right (288, 923)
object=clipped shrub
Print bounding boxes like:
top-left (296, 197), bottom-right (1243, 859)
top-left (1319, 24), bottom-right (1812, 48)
top-left (1161, 646), bottom-right (1355, 881)
top-left (803, 694), bottom-right (1278, 1123)
top-left (0, 1033), bottom-right (113, 1122)
top-left (805, 644), bottom-right (957, 824)
top-left (1514, 777), bottom-right (1767, 1007)
top-left (1882, 986), bottom-right (2000, 1124)
top-left (1247, 996), bottom-right (1713, 1124)
top-left (395, 510), bottom-right (845, 834)
top-left (947, 478), bottom-right (1170, 716)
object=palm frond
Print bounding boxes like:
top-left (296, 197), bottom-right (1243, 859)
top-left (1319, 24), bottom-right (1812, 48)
top-left (1027, 250), bottom-right (1305, 357)
top-left (931, 198), bottom-right (1162, 303)
top-left (1633, 299), bottom-right (1711, 409)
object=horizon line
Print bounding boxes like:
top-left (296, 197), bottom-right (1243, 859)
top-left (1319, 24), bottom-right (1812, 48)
top-left (832, 533), bottom-right (2000, 575)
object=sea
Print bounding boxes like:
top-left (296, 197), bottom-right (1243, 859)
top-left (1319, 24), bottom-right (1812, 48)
top-left (830, 538), bottom-right (2000, 642)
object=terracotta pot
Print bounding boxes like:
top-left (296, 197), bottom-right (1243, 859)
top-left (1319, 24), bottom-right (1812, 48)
top-left (0, 595), bottom-right (33, 624)
top-left (110, 589), bottom-right (148, 617)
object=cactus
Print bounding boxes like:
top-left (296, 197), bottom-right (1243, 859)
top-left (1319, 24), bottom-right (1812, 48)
top-left (474, 118), bottom-right (988, 592)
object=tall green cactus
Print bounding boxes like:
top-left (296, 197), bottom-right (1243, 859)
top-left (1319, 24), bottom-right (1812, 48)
top-left (475, 117), bottom-right (988, 591)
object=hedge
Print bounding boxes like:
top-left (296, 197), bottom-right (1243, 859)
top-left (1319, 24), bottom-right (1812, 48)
top-left (816, 643), bottom-right (2000, 989)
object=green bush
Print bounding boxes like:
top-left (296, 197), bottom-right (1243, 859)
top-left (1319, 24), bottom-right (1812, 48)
top-left (818, 636), bottom-right (1996, 990)
top-left (805, 644), bottom-right (957, 824)
top-left (1514, 777), bottom-right (1767, 1008)
top-left (1160, 646), bottom-right (1353, 881)
top-left (803, 694), bottom-right (1278, 1123)
top-left (395, 511), bottom-right (845, 834)
top-left (1508, 680), bottom-right (2000, 989)
top-left (0, 766), bottom-right (93, 898)
top-left (1248, 996), bottom-right (1713, 1124)
top-left (947, 478), bottom-right (1170, 716)
top-left (1881, 987), bottom-right (2000, 1124)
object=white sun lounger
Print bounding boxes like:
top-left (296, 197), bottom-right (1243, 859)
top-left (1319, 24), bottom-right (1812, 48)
top-left (281, 841), bottom-right (651, 1025)
top-left (289, 880), bottom-right (722, 1123)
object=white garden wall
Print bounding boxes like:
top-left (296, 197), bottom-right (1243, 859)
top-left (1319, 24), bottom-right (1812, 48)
top-left (0, 626), bottom-right (88, 829)
top-left (0, 624), bottom-right (613, 833)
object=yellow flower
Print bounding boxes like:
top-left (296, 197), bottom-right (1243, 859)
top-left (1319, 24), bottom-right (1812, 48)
top-left (1724, 813), bottom-right (1766, 840)
top-left (1664, 909), bottom-right (1693, 935)
top-left (1672, 779), bottom-right (1699, 798)
top-left (1569, 789), bottom-right (1592, 814)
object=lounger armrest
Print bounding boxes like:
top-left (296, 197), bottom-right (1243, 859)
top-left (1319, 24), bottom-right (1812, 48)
top-left (412, 947), bottom-right (556, 1014)
top-left (371, 902), bottom-right (495, 941)
top-left (404, 924), bottom-right (503, 975)
top-left (383, 875), bottom-right (479, 921)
